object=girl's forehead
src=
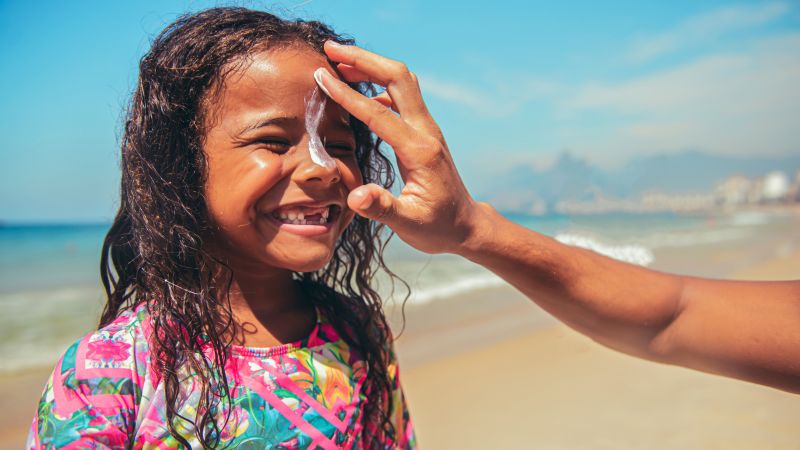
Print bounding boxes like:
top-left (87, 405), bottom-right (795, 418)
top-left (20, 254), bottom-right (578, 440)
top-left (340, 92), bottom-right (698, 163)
top-left (212, 48), bottom-right (348, 131)
top-left (222, 48), bottom-right (328, 107)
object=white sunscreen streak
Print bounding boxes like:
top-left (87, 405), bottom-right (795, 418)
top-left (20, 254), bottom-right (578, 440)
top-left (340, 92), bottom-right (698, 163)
top-left (305, 86), bottom-right (336, 169)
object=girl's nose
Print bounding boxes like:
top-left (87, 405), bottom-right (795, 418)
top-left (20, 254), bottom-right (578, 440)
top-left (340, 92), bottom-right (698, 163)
top-left (293, 147), bottom-right (341, 186)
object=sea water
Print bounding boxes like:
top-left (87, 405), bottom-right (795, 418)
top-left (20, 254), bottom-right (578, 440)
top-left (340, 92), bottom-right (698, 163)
top-left (1, 211), bottom-right (798, 374)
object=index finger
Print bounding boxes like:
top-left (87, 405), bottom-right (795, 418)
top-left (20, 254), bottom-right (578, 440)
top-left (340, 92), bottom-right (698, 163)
top-left (323, 41), bottom-right (430, 122)
top-left (314, 68), bottom-right (424, 170)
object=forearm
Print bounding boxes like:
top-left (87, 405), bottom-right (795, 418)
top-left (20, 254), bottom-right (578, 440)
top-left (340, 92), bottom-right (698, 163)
top-left (457, 204), bottom-right (800, 392)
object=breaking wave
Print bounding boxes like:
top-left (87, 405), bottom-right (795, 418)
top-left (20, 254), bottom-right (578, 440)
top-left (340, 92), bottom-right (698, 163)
top-left (555, 233), bottom-right (655, 266)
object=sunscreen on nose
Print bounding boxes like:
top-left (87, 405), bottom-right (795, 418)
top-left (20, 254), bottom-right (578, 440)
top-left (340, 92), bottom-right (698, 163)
top-left (304, 85), bottom-right (336, 169)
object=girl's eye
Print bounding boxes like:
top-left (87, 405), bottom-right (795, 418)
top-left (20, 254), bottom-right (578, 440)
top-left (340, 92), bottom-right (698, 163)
top-left (257, 139), bottom-right (291, 154)
top-left (325, 142), bottom-right (355, 155)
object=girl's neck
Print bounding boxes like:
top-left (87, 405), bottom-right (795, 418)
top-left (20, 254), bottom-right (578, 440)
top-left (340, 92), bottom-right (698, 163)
top-left (217, 264), bottom-right (316, 348)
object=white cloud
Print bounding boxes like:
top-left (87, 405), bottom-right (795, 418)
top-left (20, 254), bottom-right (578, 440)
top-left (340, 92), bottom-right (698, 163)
top-left (628, 1), bottom-right (791, 63)
top-left (415, 19), bottom-right (800, 167)
top-left (560, 33), bottom-right (800, 165)
top-left (418, 75), bottom-right (490, 110)
top-left (418, 74), bottom-right (563, 117)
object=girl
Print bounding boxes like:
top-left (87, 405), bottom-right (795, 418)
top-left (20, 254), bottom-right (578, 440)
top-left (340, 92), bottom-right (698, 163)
top-left (28, 7), bottom-right (415, 449)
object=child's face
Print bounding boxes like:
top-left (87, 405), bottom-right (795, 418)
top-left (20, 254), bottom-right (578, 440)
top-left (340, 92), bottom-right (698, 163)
top-left (202, 46), bottom-right (361, 273)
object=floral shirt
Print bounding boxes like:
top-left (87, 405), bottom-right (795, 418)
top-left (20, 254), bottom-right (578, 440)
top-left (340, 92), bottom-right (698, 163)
top-left (27, 303), bottom-right (416, 449)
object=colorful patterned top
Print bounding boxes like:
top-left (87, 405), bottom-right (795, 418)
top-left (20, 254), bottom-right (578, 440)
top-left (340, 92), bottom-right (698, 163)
top-left (27, 303), bottom-right (416, 449)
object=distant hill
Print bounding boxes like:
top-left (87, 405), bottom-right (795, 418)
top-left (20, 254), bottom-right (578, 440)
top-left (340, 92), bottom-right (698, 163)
top-left (481, 150), bottom-right (800, 213)
top-left (610, 151), bottom-right (800, 195)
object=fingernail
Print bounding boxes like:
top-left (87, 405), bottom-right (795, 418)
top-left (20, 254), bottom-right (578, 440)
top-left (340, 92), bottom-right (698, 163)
top-left (359, 193), bottom-right (374, 210)
top-left (313, 68), bottom-right (333, 97)
top-left (326, 40), bottom-right (342, 48)
top-left (351, 189), bottom-right (373, 210)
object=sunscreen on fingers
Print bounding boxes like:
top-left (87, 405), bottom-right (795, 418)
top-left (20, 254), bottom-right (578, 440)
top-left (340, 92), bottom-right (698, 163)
top-left (304, 86), bottom-right (336, 169)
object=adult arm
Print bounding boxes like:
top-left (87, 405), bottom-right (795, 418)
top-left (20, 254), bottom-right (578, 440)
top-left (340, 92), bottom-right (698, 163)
top-left (315, 42), bottom-right (800, 393)
top-left (462, 210), bottom-right (800, 393)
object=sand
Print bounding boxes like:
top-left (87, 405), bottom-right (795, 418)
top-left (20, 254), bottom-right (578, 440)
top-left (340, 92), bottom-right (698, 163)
top-left (3, 252), bottom-right (798, 449)
top-left (0, 369), bottom-right (48, 449)
top-left (399, 252), bottom-right (800, 449)
top-left (401, 325), bottom-right (800, 449)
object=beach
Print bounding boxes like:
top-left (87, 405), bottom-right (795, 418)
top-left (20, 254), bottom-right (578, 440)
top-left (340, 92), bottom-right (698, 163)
top-left (397, 249), bottom-right (800, 450)
top-left (1, 210), bottom-right (798, 449)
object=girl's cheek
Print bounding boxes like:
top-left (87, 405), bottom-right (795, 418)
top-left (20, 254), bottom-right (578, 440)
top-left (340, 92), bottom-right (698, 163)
top-left (340, 158), bottom-right (363, 189)
top-left (237, 152), bottom-right (285, 209)
top-left (208, 151), bottom-right (284, 226)
top-left (242, 152), bottom-right (283, 185)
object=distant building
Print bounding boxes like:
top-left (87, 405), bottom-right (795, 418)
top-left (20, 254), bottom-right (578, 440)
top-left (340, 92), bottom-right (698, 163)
top-left (762, 171), bottom-right (790, 202)
top-left (714, 175), bottom-right (753, 206)
top-left (790, 170), bottom-right (800, 203)
top-left (498, 166), bottom-right (800, 215)
top-left (640, 191), bottom-right (714, 213)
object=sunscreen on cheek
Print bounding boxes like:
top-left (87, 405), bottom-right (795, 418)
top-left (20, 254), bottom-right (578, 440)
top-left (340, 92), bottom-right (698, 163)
top-left (304, 86), bottom-right (337, 169)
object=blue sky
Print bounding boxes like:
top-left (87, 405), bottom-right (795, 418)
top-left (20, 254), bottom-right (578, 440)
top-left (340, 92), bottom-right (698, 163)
top-left (1, 0), bottom-right (798, 222)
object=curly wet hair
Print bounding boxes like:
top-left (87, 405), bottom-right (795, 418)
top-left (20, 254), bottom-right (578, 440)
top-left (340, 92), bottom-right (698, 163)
top-left (99, 7), bottom-right (402, 448)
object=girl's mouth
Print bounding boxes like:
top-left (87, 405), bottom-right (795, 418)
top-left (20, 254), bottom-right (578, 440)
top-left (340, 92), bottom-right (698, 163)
top-left (264, 204), bottom-right (342, 236)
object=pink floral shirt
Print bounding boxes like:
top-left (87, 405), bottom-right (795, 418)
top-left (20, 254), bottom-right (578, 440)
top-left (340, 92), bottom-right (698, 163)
top-left (27, 303), bottom-right (416, 449)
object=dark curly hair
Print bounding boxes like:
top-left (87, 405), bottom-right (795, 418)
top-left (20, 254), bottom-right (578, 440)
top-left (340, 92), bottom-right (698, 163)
top-left (99, 7), bottom-right (402, 448)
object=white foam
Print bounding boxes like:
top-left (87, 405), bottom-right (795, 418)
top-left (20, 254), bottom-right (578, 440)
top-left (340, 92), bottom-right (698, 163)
top-left (729, 211), bottom-right (771, 226)
top-left (555, 233), bottom-right (655, 266)
top-left (400, 273), bottom-right (506, 305)
top-left (0, 285), bottom-right (103, 374)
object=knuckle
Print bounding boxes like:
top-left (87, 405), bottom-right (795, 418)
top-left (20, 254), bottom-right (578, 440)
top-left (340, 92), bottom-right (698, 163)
top-left (365, 104), bottom-right (394, 129)
top-left (419, 136), bottom-right (441, 151)
top-left (431, 145), bottom-right (447, 161)
top-left (353, 53), bottom-right (368, 69)
top-left (375, 194), bottom-right (395, 221)
top-left (427, 142), bottom-right (448, 164)
top-left (392, 61), bottom-right (410, 77)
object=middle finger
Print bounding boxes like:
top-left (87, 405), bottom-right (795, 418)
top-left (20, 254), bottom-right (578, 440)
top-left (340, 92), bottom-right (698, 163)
top-left (324, 41), bottom-right (429, 121)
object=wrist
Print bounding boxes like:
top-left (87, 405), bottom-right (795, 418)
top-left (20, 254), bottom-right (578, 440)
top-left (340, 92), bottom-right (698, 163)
top-left (454, 201), bottom-right (500, 260)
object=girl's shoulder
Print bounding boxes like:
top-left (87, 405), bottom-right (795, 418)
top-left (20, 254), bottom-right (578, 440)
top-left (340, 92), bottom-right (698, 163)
top-left (48, 303), bottom-right (153, 398)
top-left (27, 304), bottom-right (153, 448)
top-left (46, 303), bottom-right (153, 400)
top-left (62, 303), bottom-right (151, 373)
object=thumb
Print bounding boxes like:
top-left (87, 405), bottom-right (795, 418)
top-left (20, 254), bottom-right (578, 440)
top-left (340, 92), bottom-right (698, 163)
top-left (347, 183), bottom-right (399, 224)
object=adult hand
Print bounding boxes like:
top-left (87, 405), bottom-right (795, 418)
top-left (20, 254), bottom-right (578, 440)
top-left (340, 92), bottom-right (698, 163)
top-left (314, 41), bottom-right (489, 255)
top-left (315, 43), bottom-right (800, 396)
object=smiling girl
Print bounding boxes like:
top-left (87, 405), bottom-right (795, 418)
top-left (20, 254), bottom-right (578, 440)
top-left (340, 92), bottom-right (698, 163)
top-left (28, 8), bottom-right (415, 449)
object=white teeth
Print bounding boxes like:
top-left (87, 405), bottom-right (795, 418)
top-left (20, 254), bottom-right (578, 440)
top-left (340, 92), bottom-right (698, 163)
top-left (272, 205), bottom-right (334, 225)
top-left (281, 218), bottom-right (327, 225)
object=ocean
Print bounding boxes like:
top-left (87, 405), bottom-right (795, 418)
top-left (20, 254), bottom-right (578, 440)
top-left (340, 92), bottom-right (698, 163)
top-left (1, 210), bottom-right (798, 374)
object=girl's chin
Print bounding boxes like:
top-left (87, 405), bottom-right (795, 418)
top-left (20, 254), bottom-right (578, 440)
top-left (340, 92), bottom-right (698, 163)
top-left (214, 223), bottom-right (339, 272)
top-left (267, 250), bottom-right (334, 273)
